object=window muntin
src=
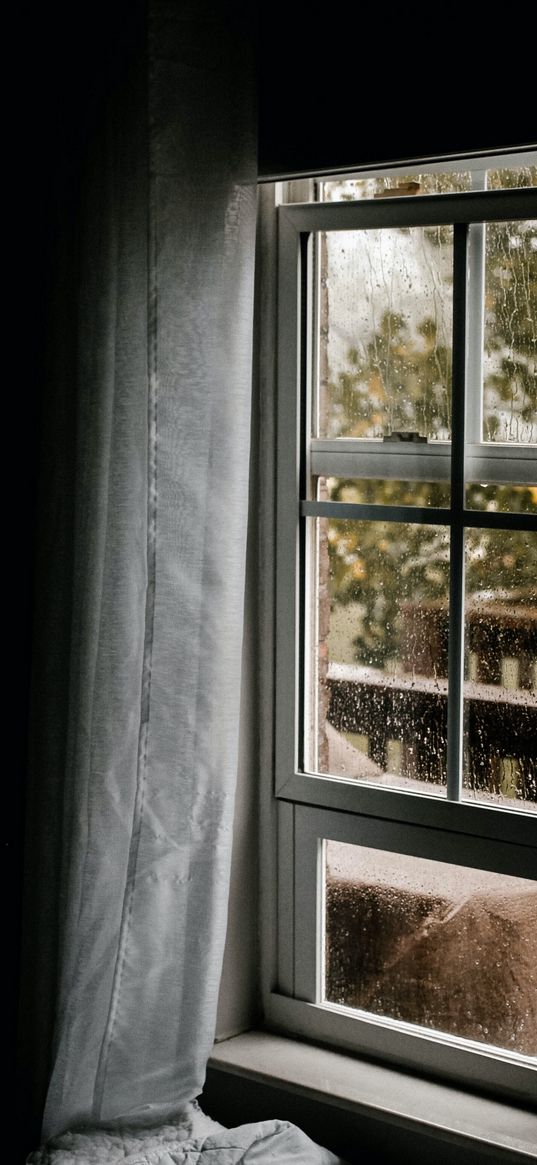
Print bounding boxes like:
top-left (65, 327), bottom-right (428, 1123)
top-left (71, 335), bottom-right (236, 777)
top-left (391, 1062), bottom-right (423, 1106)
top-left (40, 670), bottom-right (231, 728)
top-left (272, 173), bottom-right (537, 1099)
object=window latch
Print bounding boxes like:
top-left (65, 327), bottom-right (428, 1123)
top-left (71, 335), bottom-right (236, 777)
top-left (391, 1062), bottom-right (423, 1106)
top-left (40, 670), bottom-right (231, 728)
top-left (383, 430), bottom-right (428, 443)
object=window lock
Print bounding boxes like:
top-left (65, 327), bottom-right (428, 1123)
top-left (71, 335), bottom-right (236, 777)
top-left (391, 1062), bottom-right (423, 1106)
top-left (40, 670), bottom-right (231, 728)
top-left (383, 430), bottom-right (428, 443)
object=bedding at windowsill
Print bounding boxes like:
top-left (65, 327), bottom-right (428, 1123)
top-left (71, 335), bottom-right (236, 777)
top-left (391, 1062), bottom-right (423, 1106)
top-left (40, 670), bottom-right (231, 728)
top-left (26, 1099), bottom-right (344, 1164)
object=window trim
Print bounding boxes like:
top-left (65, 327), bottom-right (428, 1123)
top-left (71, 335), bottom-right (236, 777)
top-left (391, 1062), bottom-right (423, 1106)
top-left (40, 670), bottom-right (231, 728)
top-left (266, 178), bottom-right (537, 1103)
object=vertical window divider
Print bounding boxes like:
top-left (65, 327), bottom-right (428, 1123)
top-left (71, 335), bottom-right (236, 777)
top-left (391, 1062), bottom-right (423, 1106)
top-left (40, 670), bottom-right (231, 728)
top-left (297, 233), bottom-right (311, 776)
top-left (465, 170), bottom-right (486, 444)
top-left (446, 223), bottom-right (469, 801)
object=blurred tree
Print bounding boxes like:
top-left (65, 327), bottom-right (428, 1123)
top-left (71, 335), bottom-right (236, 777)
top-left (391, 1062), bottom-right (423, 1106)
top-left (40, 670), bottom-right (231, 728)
top-left (323, 167), bottom-right (536, 672)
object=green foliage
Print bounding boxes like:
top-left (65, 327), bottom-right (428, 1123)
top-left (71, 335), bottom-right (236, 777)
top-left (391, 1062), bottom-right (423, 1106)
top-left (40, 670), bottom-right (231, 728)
top-left (329, 309), bottom-right (451, 439)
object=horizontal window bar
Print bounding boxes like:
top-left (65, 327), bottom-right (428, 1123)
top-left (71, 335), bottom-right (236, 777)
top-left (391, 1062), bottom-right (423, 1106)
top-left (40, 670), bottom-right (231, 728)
top-left (467, 451), bottom-right (537, 486)
top-left (275, 772), bottom-right (537, 848)
top-left (280, 188), bottom-right (537, 233)
top-left (312, 439), bottom-right (452, 455)
top-left (311, 447), bottom-right (451, 483)
top-left (451, 509), bottom-right (536, 530)
top-left (311, 441), bottom-right (536, 486)
top-left (301, 500), bottom-right (537, 531)
top-left (263, 996), bottom-right (537, 1110)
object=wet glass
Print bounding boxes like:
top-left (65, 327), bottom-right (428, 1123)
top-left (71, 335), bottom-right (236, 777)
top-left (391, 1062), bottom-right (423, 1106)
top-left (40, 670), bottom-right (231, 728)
top-left (465, 482), bottom-right (537, 515)
top-left (463, 529), bottom-right (537, 810)
top-left (321, 171), bottom-right (473, 202)
top-left (483, 219), bottom-right (537, 445)
top-left (308, 519), bottom-right (450, 792)
top-left (324, 841), bottom-right (537, 1057)
top-left (320, 164), bottom-right (536, 204)
top-left (316, 228), bottom-right (453, 442)
top-left (320, 476), bottom-right (451, 509)
top-left (487, 166), bottom-right (537, 192)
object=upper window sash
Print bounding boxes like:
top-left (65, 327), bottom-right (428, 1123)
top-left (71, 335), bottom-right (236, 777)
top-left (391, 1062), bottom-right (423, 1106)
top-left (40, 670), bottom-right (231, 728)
top-left (309, 441), bottom-right (536, 486)
top-left (279, 186), bottom-right (537, 232)
top-left (285, 186), bottom-right (537, 483)
top-left (276, 185), bottom-right (537, 818)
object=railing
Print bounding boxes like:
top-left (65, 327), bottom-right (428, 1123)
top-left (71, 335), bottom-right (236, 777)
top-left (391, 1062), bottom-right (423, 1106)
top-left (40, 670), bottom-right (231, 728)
top-left (327, 662), bottom-right (537, 802)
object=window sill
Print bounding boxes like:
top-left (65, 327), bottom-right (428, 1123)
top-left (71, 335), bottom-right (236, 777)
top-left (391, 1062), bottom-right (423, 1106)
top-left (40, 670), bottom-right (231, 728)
top-left (206, 1030), bottom-right (537, 1163)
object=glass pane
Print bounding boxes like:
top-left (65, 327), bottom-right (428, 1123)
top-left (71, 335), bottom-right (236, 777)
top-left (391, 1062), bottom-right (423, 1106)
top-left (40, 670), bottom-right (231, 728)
top-left (483, 219), bottom-right (537, 445)
top-left (321, 476), bottom-right (451, 509)
top-left (324, 841), bottom-right (537, 1057)
top-left (317, 227), bottom-right (453, 442)
top-left (463, 528), bottom-right (537, 810)
top-left (465, 481), bottom-right (537, 515)
top-left (487, 165), bottom-right (537, 192)
top-left (308, 519), bottom-right (450, 792)
top-left (321, 171), bottom-right (473, 202)
top-left (320, 163), bottom-right (536, 204)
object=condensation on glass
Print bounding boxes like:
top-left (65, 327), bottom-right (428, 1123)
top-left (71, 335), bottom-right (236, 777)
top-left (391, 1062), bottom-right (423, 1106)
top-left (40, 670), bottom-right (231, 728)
top-left (482, 219), bottom-right (537, 446)
top-left (307, 518), bottom-right (450, 793)
top-left (320, 163), bottom-right (537, 203)
top-left (465, 483), bottom-right (537, 516)
top-left (324, 841), bottom-right (537, 1057)
top-left (316, 227), bottom-right (453, 443)
top-left (321, 170), bottom-right (474, 202)
top-left (463, 528), bottom-right (537, 810)
top-left (319, 476), bottom-right (451, 510)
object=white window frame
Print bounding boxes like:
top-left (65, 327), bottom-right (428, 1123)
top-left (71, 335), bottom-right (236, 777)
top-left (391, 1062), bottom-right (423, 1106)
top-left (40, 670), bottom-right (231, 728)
top-left (263, 175), bottom-right (537, 1106)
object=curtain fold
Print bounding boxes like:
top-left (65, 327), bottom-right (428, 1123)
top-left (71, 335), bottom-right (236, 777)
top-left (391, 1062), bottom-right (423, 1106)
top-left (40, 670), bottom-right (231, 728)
top-left (20, 0), bottom-right (257, 1143)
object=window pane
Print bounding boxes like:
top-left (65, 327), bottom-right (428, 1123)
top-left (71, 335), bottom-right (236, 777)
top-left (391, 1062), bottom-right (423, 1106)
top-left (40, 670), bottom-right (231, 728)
top-left (316, 228), bottom-right (453, 442)
top-left (320, 164), bottom-right (536, 204)
top-left (308, 519), bottom-right (449, 792)
top-left (483, 219), bottom-right (537, 445)
top-left (463, 528), bottom-right (537, 810)
top-left (465, 481), bottom-right (537, 515)
top-left (320, 476), bottom-right (451, 509)
top-left (321, 171), bottom-right (473, 202)
top-left (324, 841), bottom-right (537, 1057)
top-left (487, 165), bottom-right (537, 192)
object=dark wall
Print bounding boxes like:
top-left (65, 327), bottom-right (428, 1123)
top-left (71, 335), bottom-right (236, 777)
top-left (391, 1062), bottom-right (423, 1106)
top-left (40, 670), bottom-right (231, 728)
top-left (257, 10), bottom-right (535, 179)
top-left (11, 4), bottom-right (146, 1156)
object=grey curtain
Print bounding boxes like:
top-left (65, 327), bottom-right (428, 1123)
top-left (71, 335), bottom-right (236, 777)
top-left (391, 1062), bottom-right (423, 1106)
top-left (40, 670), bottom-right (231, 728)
top-left (20, 0), bottom-right (257, 1142)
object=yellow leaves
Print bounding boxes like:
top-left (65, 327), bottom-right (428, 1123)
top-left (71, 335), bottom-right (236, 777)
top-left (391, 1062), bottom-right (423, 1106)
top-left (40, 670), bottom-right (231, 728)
top-left (368, 372), bottom-right (386, 402)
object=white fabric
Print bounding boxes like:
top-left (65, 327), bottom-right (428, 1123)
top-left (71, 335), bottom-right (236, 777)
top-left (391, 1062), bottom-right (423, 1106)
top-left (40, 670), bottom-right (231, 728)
top-left (28, 1105), bottom-right (344, 1165)
top-left (24, 0), bottom-right (257, 1142)
top-left (22, 5), bottom-right (346, 1163)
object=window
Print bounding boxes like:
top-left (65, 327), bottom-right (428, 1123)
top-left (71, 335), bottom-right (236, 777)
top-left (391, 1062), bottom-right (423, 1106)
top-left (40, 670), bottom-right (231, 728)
top-left (264, 156), bottom-right (537, 1103)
